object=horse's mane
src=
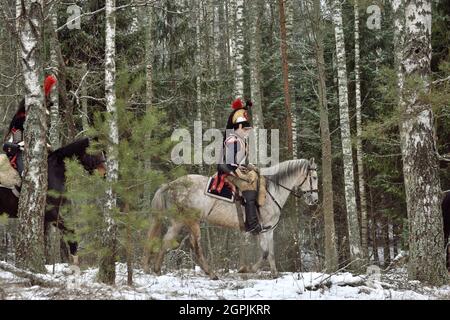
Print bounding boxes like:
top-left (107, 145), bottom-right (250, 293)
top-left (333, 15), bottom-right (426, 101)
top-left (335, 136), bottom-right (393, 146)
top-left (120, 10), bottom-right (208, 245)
top-left (49, 137), bottom-right (90, 160)
top-left (261, 159), bottom-right (310, 186)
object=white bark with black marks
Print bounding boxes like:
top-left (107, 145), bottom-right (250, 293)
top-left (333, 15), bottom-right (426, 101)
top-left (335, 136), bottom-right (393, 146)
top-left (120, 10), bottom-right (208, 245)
top-left (332, 0), bottom-right (363, 267)
top-left (397, 0), bottom-right (448, 285)
top-left (99, 0), bottom-right (118, 285)
top-left (354, 0), bottom-right (368, 261)
top-left (16, 0), bottom-right (47, 273)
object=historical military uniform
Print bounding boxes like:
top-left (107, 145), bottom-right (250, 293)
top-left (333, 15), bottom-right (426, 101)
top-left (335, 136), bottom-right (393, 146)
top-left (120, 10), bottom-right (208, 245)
top-left (2, 75), bottom-right (56, 176)
top-left (217, 98), bottom-right (262, 234)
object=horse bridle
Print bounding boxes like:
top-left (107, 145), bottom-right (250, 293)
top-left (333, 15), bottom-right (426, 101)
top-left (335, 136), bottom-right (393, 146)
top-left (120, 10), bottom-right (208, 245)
top-left (267, 165), bottom-right (318, 200)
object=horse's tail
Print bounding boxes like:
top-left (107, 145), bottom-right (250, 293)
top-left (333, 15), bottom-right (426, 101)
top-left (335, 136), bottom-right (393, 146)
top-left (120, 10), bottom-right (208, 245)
top-left (143, 183), bottom-right (169, 273)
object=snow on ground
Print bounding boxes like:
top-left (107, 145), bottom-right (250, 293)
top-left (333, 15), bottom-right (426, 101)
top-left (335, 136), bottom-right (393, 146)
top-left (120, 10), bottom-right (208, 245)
top-left (0, 262), bottom-right (449, 300)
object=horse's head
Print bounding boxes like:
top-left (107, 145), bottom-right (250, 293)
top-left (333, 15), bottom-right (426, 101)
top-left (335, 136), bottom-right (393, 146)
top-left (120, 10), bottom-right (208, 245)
top-left (51, 138), bottom-right (106, 176)
top-left (80, 150), bottom-right (106, 176)
top-left (300, 158), bottom-right (319, 206)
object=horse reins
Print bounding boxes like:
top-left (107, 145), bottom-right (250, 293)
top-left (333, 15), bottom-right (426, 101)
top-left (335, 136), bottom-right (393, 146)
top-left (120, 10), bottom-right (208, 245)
top-left (265, 166), bottom-right (318, 202)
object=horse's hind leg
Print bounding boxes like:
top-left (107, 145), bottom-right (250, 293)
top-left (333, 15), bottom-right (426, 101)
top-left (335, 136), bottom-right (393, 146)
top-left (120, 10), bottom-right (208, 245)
top-left (188, 222), bottom-right (217, 280)
top-left (154, 221), bottom-right (183, 275)
top-left (56, 218), bottom-right (79, 265)
top-left (143, 218), bottom-right (162, 273)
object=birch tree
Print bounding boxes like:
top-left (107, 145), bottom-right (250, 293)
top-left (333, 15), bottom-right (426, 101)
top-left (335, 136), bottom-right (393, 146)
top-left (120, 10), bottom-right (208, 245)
top-left (278, 0), bottom-right (294, 155)
top-left (99, 0), bottom-right (118, 285)
top-left (249, 0), bottom-right (264, 128)
top-left (353, 0), bottom-right (368, 260)
top-left (48, 1), bottom-right (60, 149)
top-left (234, 0), bottom-right (244, 97)
top-left (396, 0), bottom-right (448, 284)
top-left (331, 0), bottom-right (363, 267)
top-left (15, 0), bottom-right (47, 273)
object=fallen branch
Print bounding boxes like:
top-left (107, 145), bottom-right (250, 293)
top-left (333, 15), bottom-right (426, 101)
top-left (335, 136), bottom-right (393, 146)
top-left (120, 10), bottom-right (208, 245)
top-left (0, 260), bottom-right (64, 288)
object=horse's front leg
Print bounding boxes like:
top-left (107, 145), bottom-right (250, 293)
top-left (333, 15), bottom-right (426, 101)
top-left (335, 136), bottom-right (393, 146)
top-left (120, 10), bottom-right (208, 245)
top-left (259, 229), bottom-right (277, 277)
top-left (251, 233), bottom-right (269, 273)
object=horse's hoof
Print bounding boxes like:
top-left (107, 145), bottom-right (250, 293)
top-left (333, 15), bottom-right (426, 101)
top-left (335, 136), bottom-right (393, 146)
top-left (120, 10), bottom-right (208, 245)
top-left (238, 266), bottom-right (250, 273)
top-left (210, 274), bottom-right (219, 280)
top-left (270, 272), bottom-right (279, 279)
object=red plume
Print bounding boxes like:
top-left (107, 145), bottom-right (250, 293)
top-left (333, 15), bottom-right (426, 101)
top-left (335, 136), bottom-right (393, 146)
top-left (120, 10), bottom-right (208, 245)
top-left (231, 98), bottom-right (243, 110)
top-left (44, 75), bottom-right (57, 97)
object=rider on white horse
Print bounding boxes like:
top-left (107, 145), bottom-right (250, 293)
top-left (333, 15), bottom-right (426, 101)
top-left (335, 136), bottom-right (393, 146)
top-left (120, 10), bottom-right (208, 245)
top-left (217, 98), bottom-right (262, 235)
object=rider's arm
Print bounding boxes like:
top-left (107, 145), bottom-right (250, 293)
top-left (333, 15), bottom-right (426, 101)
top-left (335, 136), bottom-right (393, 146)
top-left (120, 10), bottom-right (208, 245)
top-left (217, 138), bottom-right (240, 175)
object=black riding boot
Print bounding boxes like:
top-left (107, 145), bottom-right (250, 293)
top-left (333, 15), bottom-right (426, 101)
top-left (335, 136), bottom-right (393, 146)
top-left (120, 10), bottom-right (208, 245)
top-left (242, 190), bottom-right (262, 235)
top-left (16, 150), bottom-right (24, 177)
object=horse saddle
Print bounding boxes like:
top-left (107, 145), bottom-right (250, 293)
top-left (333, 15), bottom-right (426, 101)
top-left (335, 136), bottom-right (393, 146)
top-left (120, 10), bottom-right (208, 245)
top-left (205, 173), bottom-right (236, 203)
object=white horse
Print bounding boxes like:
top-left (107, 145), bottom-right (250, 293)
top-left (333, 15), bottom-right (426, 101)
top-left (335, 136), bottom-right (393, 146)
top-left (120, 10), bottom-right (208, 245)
top-left (142, 158), bottom-right (319, 279)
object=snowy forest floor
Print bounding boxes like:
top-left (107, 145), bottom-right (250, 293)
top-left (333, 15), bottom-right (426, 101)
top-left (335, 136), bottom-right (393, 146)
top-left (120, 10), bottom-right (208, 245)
top-left (1, 263), bottom-right (450, 300)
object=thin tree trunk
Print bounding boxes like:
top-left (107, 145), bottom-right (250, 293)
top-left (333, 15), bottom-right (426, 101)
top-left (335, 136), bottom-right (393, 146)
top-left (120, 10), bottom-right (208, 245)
top-left (311, 0), bottom-right (338, 272)
top-left (370, 189), bottom-right (379, 265)
top-left (383, 215), bottom-right (391, 267)
top-left (98, 0), bottom-right (118, 285)
top-left (278, 0), bottom-right (293, 155)
top-left (249, 0), bottom-right (264, 170)
top-left (233, 0), bottom-right (244, 97)
top-left (47, 2), bottom-right (74, 144)
top-left (145, 4), bottom-right (154, 112)
top-left (195, 0), bottom-right (202, 123)
top-left (396, 0), bottom-right (448, 285)
top-left (286, 0), bottom-right (297, 158)
top-left (48, 2), bottom-right (60, 149)
top-left (15, 0), bottom-right (47, 273)
top-left (81, 63), bottom-right (89, 132)
top-left (331, 0), bottom-right (363, 269)
top-left (354, 0), bottom-right (368, 261)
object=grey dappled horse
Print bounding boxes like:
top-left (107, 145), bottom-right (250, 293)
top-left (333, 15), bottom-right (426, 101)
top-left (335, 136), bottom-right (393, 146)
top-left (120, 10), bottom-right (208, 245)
top-left (143, 158), bottom-right (319, 279)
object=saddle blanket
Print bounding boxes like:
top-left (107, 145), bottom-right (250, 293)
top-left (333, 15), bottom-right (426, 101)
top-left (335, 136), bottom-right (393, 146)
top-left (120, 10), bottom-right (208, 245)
top-left (0, 154), bottom-right (21, 188)
top-left (204, 174), bottom-right (235, 203)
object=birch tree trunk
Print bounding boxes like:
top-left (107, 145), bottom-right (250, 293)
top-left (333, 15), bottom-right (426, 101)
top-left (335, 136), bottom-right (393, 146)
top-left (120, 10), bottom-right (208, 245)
top-left (286, 0), bottom-right (297, 158)
top-left (195, 0), bottom-right (202, 123)
top-left (331, 0), bottom-right (363, 268)
top-left (397, 0), bottom-right (448, 285)
top-left (15, 0), bottom-right (47, 273)
top-left (98, 0), bottom-right (118, 285)
top-left (312, 0), bottom-right (338, 272)
top-left (145, 3), bottom-right (154, 112)
top-left (278, 0), bottom-right (293, 155)
top-left (353, 0), bottom-right (368, 260)
top-left (48, 2), bottom-right (60, 149)
top-left (233, 0), bottom-right (244, 97)
top-left (249, 0), bottom-right (264, 129)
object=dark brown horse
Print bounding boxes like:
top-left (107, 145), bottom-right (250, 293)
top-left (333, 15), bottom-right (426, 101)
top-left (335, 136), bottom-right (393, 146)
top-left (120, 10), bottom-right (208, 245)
top-left (442, 191), bottom-right (450, 271)
top-left (0, 137), bottom-right (105, 260)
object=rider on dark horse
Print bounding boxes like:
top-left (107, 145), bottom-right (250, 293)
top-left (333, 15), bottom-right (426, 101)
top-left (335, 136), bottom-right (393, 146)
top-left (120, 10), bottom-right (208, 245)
top-left (216, 98), bottom-right (262, 235)
top-left (2, 75), bottom-right (57, 177)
